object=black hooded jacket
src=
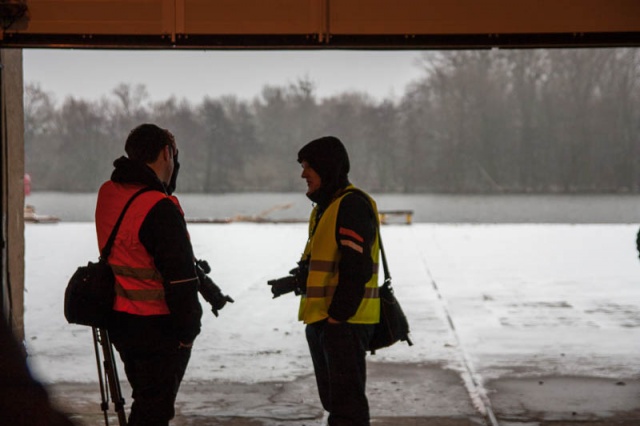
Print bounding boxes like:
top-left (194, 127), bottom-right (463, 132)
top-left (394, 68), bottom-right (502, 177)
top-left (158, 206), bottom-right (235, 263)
top-left (104, 156), bottom-right (202, 345)
top-left (298, 137), bottom-right (377, 322)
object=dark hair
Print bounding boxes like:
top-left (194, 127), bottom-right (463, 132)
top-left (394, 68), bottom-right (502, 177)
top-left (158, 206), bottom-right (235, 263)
top-left (125, 123), bottom-right (172, 163)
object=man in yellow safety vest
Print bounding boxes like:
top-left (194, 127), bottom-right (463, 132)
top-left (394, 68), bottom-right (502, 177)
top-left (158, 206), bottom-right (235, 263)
top-left (296, 136), bottom-right (381, 426)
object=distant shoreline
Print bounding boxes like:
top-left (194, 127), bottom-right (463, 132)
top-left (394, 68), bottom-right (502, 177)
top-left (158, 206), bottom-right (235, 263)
top-left (25, 192), bottom-right (640, 224)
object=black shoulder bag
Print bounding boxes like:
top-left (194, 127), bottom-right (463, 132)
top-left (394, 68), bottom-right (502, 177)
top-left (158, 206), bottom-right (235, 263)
top-left (342, 188), bottom-right (413, 353)
top-left (64, 187), bottom-right (152, 328)
top-left (369, 234), bottom-right (414, 353)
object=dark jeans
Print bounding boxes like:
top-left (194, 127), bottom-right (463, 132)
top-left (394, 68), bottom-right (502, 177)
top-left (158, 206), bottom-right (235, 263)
top-left (306, 320), bottom-right (374, 426)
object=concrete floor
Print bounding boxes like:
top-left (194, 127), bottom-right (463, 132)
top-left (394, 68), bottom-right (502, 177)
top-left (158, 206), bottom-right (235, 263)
top-left (50, 362), bottom-right (640, 426)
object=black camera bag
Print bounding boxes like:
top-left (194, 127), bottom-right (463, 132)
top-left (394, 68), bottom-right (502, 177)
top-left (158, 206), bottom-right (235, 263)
top-left (369, 277), bottom-right (412, 352)
top-left (64, 259), bottom-right (116, 328)
top-left (368, 234), bottom-right (413, 353)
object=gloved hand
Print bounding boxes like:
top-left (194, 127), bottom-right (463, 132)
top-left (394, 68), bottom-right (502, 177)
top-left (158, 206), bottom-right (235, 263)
top-left (195, 259), bottom-right (234, 317)
top-left (199, 275), bottom-right (234, 316)
top-left (266, 259), bottom-right (309, 298)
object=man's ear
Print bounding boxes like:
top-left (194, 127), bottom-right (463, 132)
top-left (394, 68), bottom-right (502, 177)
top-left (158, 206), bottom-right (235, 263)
top-left (162, 144), bottom-right (172, 161)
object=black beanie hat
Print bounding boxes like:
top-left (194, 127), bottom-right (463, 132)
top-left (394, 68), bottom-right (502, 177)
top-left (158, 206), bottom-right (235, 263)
top-left (298, 136), bottom-right (350, 206)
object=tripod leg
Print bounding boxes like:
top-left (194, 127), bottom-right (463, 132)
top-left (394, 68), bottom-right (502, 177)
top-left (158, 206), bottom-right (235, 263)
top-left (92, 327), bottom-right (110, 426)
top-left (98, 328), bottom-right (128, 426)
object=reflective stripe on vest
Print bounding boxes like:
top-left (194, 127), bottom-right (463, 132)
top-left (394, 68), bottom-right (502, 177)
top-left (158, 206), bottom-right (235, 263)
top-left (96, 182), bottom-right (172, 316)
top-left (298, 185), bottom-right (381, 325)
top-left (111, 264), bottom-right (163, 281)
top-left (305, 286), bottom-right (380, 299)
top-left (115, 281), bottom-right (165, 301)
top-left (308, 260), bottom-right (379, 276)
top-left (111, 265), bottom-right (165, 301)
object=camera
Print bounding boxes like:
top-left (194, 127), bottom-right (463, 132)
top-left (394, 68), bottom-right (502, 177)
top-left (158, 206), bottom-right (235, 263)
top-left (268, 259), bottom-right (309, 298)
top-left (195, 259), bottom-right (234, 316)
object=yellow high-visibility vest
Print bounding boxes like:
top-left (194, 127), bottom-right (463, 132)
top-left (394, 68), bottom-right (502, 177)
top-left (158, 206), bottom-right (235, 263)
top-left (298, 185), bottom-right (380, 324)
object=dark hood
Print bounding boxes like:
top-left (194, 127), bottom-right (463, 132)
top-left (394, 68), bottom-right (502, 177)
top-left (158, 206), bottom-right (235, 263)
top-left (110, 156), bottom-right (168, 194)
top-left (297, 136), bottom-right (350, 208)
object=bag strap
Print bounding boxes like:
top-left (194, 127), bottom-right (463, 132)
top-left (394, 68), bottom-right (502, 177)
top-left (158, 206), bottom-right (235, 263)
top-left (100, 186), bottom-right (154, 260)
top-left (341, 188), bottom-right (391, 282)
top-left (378, 235), bottom-right (391, 283)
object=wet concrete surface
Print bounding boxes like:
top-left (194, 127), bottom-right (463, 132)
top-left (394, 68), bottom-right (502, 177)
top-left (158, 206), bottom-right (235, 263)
top-left (49, 362), bottom-right (640, 426)
top-left (488, 376), bottom-right (640, 425)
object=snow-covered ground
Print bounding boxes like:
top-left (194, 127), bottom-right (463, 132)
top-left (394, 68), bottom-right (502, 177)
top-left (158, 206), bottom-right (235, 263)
top-left (24, 223), bottom-right (640, 393)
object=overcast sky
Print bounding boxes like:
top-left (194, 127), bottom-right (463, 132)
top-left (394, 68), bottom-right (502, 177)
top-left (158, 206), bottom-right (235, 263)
top-left (23, 49), bottom-right (426, 104)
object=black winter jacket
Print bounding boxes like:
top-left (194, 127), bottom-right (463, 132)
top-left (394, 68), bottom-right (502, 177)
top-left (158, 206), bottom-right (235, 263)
top-left (104, 156), bottom-right (202, 346)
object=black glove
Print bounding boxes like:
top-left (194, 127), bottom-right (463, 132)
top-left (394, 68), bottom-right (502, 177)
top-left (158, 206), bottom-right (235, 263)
top-left (199, 275), bottom-right (234, 317)
top-left (195, 259), bottom-right (234, 317)
top-left (197, 259), bottom-right (211, 274)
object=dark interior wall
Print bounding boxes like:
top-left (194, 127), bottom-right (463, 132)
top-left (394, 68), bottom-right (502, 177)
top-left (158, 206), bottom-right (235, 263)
top-left (0, 49), bottom-right (25, 341)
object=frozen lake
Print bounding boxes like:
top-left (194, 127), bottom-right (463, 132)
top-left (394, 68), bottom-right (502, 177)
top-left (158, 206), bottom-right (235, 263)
top-left (25, 191), bottom-right (640, 224)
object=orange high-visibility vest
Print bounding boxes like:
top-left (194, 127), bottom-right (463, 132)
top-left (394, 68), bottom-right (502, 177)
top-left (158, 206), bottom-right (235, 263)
top-left (96, 182), bottom-right (175, 316)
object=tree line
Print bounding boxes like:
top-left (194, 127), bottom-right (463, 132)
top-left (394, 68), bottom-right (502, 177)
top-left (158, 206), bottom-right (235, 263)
top-left (25, 48), bottom-right (640, 194)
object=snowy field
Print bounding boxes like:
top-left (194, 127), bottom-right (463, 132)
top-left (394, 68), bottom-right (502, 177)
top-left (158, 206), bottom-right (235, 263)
top-left (23, 222), bottom-right (640, 394)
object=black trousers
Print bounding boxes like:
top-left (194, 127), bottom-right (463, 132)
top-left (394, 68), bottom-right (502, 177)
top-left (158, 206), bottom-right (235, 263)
top-left (109, 314), bottom-right (191, 426)
top-left (306, 320), bottom-right (374, 426)
top-left (116, 345), bottom-right (191, 426)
